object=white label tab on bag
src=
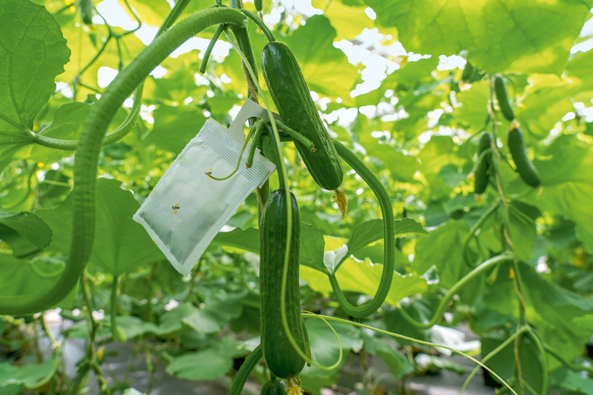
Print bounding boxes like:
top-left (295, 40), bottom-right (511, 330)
top-left (133, 99), bottom-right (278, 276)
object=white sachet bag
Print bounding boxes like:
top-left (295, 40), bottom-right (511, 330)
top-left (134, 99), bottom-right (277, 276)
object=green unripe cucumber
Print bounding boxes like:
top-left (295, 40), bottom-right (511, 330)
top-left (259, 189), bottom-right (306, 379)
top-left (508, 124), bottom-right (541, 187)
top-left (255, 0), bottom-right (263, 12)
top-left (260, 379), bottom-right (287, 395)
top-left (262, 42), bottom-right (343, 192)
top-left (494, 74), bottom-right (515, 122)
top-left (474, 132), bottom-right (492, 194)
top-left (79, 0), bottom-right (94, 25)
top-left (461, 61), bottom-right (475, 82)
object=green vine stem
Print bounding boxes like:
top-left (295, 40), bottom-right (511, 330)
top-left (1, 163), bottom-right (37, 210)
top-left (208, 122), bottom-right (259, 180)
top-left (460, 326), bottom-right (529, 394)
top-left (462, 200), bottom-right (500, 266)
top-left (544, 343), bottom-right (593, 374)
top-left (69, 364), bottom-right (90, 395)
top-left (0, 7), bottom-right (248, 316)
top-left (240, 9), bottom-right (275, 42)
top-left (514, 330), bottom-right (525, 394)
top-left (302, 312), bottom-right (518, 395)
top-left (398, 253), bottom-right (512, 329)
top-left (229, 345), bottom-right (262, 395)
top-left (229, 0), bottom-right (259, 103)
top-left (246, 121), bottom-right (267, 168)
top-left (110, 275), bottom-right (127, 342)
top-left (245, 120), bottom-right (315, 168)
top-left (526, 328), bottom-right (548, 395)
top-left (328, 140), bottom-right (395, 318)
top-left (81, 273), bottom-right (111, 394)
top-left (487, 75), bottom-right (527, 327)
top-left (268, 120), bottom-right (316, 151)
top-left (32, 84), bottom-right (143, 150)
top-left (200, 24), bottom-right (227, 74)
top-left (35, 0), bottom-right (191, 151)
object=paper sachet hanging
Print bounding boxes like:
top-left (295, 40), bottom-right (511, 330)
top-left (133, 99), bottom-right (277, 276)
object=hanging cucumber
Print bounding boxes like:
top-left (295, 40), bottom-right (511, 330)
top-left (507, 123), bottom-right (541, 187)
top-left (255, 0), bottom-right (263, 12)
top-left (474, 132), bottom-right (492, 194)
top-left (260, 379), bottom-right (287, 395)
top-left (461, 61), bottom-right (475, 82)
top-left (259, 189), bottom-right (306, 379)
top-left (261, 41), bottom-right (347, 217)
top-left (79, 0), bottom-right (94, 25)
top-left (494, 74), bottom-right (515, 122)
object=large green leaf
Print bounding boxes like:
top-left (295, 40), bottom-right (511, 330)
top-left (166, 336), bottom-right (248, 381)
top-left (520, 262), bottom-right (593, 369)
top-left (362, 333), bottom-right (414, 378)
top-left (0, 255), bottom-right (77, 309)
top-left (144, 105), bottom-right (207, 153)
top-left (37, 178), bottom-right (164, 274)
top-left (120, 0), bottom-right (171, 26)
top-left (481, 329), bottom-right (544, 393)
top-left (311, 0), bottom-right (374, 40)
top-left (455, 80), bottom-right (489, 130)
top-left (0, 0), bottom-right (70, 157)
top-left (508, 201), bottom-right (539, 262)
top-left (182, 298), bottom-right (243, 334)
top-left (530, 135), bottom-right (593, 253)
top-left (0, 358), bottom-right (56, 389)
top-left (0, 0), bottom-right (70, 128)
top-left (517, 74), bottom-right (581, 137)
top-left (566, 49), bottom-right (593, 91)
top-left (347, 218), bottom-right (428, 256)
top-left (0, 210), bottom-right (52, 252)
top-left (414, 219), bottom-right (469, 289)
top-left (484, 261), bottom-right (593, 370)
top-left (300, 257), bottom-right (429, 307)
top-left (354, 114), bottom-right (420, 181)
top-left (91, 178), bottom-right (165, 275)
top-left (212, 223), bottom-right (328, 273)
top-left (300, 319), bottom-right (363, 393)
top-left (365, 0), bottom-right (591, 75)
top-left (281, 15), bottom-right (359, 101)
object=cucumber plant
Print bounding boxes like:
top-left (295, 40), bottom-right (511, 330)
top-left (1, 2), bottom-right (589, 395)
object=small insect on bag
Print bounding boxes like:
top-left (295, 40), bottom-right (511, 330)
top-left (134, 99), bottom-right (276, 276)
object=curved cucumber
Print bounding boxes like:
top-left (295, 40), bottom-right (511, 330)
top-left (262, 41), bottom-right (343, 192)
top-left (328, 141), bottom-right (395, 318)
top-left (474, 132), bottom-right (492, 194)
top-left (508, 124), bottom-right (540, 187)
top-left (260, 189), bottom-right (306, 379)
top-left (494, 74), bottom-right (514, 122)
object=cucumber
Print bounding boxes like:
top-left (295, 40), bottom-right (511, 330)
top-left (259, 189), bottom-right (306, 379)
top-left (461, 61), bottom-right (474, 82)
top-left (507, 124), bottom-right (541, 187)
top-left (261, 379), bottom-right (287, 395)
top-left (474, 132), bottom-right (492, 194)
top-left (261, 42), bottom-right (343, 192)
top-left (494, 74), bottom-right (514, 122)
top-left (255, 0), bottom-right (263, 12)
top-left (79, 0), bottom-right (94, 25)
